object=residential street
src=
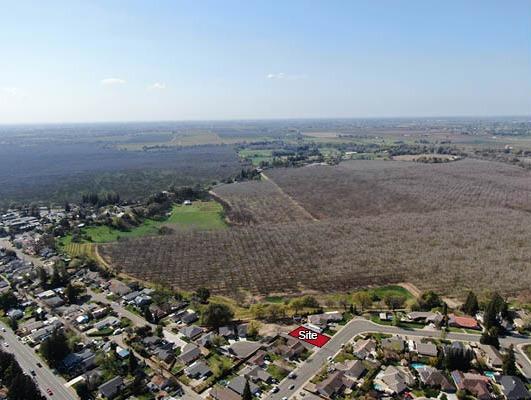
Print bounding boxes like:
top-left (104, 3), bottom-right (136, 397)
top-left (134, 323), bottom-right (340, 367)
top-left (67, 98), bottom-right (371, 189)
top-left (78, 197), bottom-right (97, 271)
top-left (0, 321), bottom-right (78, 400)
top-left (268, 318), bottom-right (531, 400)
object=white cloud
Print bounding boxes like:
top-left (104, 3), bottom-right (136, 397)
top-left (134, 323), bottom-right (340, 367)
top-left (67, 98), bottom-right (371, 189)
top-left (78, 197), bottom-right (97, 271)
top-left (101, 78), bottom-right (126, 85)
top-left (0, 87), bottom-right (26, 99)
top-left (148, 82), bottom-right (166, 90)
top-left (267, 72), bottom-right (286, 79)
top-left (266, 72), bottom-right (307, 80)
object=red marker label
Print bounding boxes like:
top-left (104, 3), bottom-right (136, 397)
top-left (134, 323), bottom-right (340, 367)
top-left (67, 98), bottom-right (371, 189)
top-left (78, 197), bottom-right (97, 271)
top-left (288, 326), bottom-right (330, 348)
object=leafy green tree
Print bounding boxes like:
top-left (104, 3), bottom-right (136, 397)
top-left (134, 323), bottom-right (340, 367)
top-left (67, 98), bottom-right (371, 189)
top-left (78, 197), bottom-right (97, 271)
top-left (352, 291), bottom-right (372, 311)
top-left (384, 294), bottom-right (406, 310)
top-left (418, 291), bottom-right (442, 311)
top-left (502, 345), bottom-right (518, 376)
top-left (40, 330), bottom-right (71, 367)
top-left (75, 382), bottom-right (91, 400)
top-left (0, 292), bottom-right (18, 312)
top-left (8, 373), bottom-right (45, 400)
top-left (195, 287), bottom-right (211, 303)
top-left (155, 324), bottom-right (163, 338)
top-left (202, 303), bottom-right (234, 329)
top-left (463, 291), bottom-right (479, 315)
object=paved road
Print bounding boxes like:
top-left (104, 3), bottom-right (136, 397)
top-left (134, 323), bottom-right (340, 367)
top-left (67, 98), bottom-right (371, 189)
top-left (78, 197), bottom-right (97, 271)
top-left (268, 318), bottom-right (531, 400)
top-left (0, 322), bottom-right (78, 400)
top-left (87, 288), bottom-right (156, 329)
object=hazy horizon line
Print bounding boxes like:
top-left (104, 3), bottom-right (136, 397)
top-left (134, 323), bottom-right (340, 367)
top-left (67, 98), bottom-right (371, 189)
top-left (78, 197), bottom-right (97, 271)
top-left (1, 114), bottom-right (530, 127)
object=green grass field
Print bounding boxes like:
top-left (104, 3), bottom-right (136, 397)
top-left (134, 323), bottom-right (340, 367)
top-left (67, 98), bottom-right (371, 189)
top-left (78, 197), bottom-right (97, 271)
top-left (59, 201), bottom-right (226, 249)
top-left (369, 285), bottom-right (414, 300)
top-left (238, 149), bottom-right (274, 166)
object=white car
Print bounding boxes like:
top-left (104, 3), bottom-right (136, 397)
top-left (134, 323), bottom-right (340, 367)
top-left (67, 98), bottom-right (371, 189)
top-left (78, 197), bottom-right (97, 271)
top-left (3, 342), bottom-right (9, 348)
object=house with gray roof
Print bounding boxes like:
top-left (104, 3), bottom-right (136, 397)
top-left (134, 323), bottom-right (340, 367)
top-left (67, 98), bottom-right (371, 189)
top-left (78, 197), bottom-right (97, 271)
top-left (98, 376), bottom-right (123, 399)
top-left (180, 325), bottom-right (203, 339)
top-left (184, 360), bottom-right (212, 379)
top-left (227, 376), bottom-right (260, 396)
top-left (500, 376), bottom-right (530, 400)
top-left (228, 341), bottom-right (262, 360)
top-left (178, 343), bottom-right (201, 365)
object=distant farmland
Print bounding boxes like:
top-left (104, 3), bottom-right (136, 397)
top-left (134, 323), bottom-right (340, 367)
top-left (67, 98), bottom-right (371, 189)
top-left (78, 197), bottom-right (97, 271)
top-left (101, 159), bottom-right (531, 298)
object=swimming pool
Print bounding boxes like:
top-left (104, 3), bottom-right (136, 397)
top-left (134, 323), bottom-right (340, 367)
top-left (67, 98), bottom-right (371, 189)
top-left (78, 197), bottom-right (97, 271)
top-left (484, 371), bottom-right (496, 379)
top-left (411, 362), bottom-right (428, 370)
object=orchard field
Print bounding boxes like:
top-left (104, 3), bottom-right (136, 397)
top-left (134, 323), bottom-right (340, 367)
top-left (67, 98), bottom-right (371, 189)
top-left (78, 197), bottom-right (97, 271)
top-left (101, 158), bottom-right (531, 298)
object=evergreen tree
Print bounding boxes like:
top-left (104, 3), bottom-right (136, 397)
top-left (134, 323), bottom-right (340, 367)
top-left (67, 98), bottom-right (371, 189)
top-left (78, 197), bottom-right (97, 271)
top-left (502, 345), bottom-right (518, 376)
top-left (480, 327), bottom-right (499, 349)
top-left (65, 283), bottom-right (80, 304)
top-left (463, 291), bottom-right (479, 316)
top-left (9, 317), bottom-right (18, 332)
top-left (242, 378), bottom-right (252, 400)
top-left (37, 267), bottom-right (48, 288)
top-left (143, 307), bottom-right (153, 323)
top-left (483, 299), bottom-right (499, 330)
top-left (50, 265), bottom-right (63, 288)
top-left (128, 351), bottom-right (139, 374)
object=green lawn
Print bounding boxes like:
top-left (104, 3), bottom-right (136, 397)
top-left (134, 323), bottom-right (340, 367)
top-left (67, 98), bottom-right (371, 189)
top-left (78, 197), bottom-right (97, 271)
top-left (368, 285), bottom-right (414, 300)
top-left (59, 201), bottom-right (225, 247)
top-left (238, 149), bottom-right (274, 166)
top-left (267, 363), bottom-right (289, 381)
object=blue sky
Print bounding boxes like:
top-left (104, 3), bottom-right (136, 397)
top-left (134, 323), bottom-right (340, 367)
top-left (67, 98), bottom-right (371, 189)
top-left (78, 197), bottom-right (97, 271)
top-left (0, 0), bottom-right (530, 123)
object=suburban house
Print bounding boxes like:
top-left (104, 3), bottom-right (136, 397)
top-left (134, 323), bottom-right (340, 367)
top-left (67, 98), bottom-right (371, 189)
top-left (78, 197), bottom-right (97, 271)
top-left (240, 365), bottom-right (273, 384)
top-left (61, 349), bottom-right (96, 373)
top-left (227, 376), bottom-right (260, 396)
top-left (353, 338), bottom-right (377, 359)
top-left (417, 366), bottom-right (455, 392)
top-left (246, 350), bottom-right (267, 367)
top-left (478, 344), bottom-right (503, 370)
top-left (228, 341), bottom-right (262, 360)
top-left (448, 314), bottom-right (480, 330)
top-left (335, 359), bottom-right (366, 381)
top-left (147, 374), bottom-right (172, 392)
top-left (185, 360), bottom-right (212, 379)
top-left (315, 370), bottom-right (354, 398)
top-left (451, 371), bottom-right (493, 400)
top-left (499, 375), bottom-right (530, 400)
top-left (210, 385), bottom-right (242, 400)
top-left (406, 311), bottom-right (443, 325)
top-left (410, 340), bottom-right (438, 357)
top-left (180, 325), bottom-right (203, 340)
top-left (374, 365), bottom-right (415, 395)
top-left (98, 376), bottom-right (123, 399)
top-left (274, 336), bottom-right (307, 360)
top-left (196, 331), bottom-right (216, 348)
top-left (307, 312), bottom-right (343, 329)
top-left (178, 343), bottom-right (201, 365)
